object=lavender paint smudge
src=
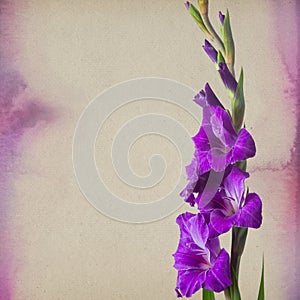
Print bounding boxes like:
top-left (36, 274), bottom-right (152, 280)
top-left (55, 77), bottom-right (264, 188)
top-left (0, 59), bottom-right (54, 299)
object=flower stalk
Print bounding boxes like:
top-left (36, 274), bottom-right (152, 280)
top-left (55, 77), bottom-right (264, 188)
top-left (173, 1), bottom-right (263, 299)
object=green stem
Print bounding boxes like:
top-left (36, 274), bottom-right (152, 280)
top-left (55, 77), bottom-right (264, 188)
top-left (228, 62), bottom-right (235, 78)
top-left (224, 289), bottom-right (231, 300)
top-left (202, 13), bottom-right (225, 53)
top-left (231, 226), bottom-right (248, 280)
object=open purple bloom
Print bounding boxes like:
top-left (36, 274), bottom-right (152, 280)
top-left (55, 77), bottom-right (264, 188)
top-left (180, 84), bottom-right (224, 205)
top-left (193, 104), bottom-right (256, 175)
top-left (201, 166), bottom-right (262, 235)
top-left (202, 40), bottom-right (218, 63)
top-left (173, 213), bottom-right (231, 297)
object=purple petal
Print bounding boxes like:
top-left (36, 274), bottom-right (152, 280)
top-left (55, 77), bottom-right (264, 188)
top-left (206, 237), bottom-right (221, 262)
top-left (174, 251), bottom-right (211, 271)
top-left (202, 40), bottom-right (218, 63)
top-left (223, 166), bottom-right (249, 204)
top-left (207, 147), bottom-right (229, 172)
top-left (188, 214), bottom-right (209, 248)
top-left (194, 83), bottom-right (223, 108)
top-left (175, 270), bottom-right (206, 298)
top-left (203, 249), bottom-right (232, 292)
top-left (210, 106), bottom-right (237, 147)
top-left (183, 171), bottom-right (210, 207)
top-left (194, 89), bottom-right (206, 108)
top-left (232, 128), bottom-right (256, 162)
top-left (195, 171), bottom-right (225, 210)
top-left (210, 209), bottom-right (237, 235)
top-left (218, 62), bottom-right (237, 93)
top-left (194, 171), bottom-right (210, 194)
top-left (180, 158), bottom-right (199, 206)
top-left (219, 12), bottom-right (225, 25)
top-left (236, 193), bottom-right (262, 228)
top-left (201, 212), bottom-right (220, 238)
top-left (175, 213), bottom-right (209, 250)
top-left (176, 212), bottom-right (196, 250)
top-left (193, 127), bottom-right (211, 175)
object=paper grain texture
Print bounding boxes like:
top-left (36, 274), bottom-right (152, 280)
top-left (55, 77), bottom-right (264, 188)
top-left (0, 0), bottom-right (299, 299)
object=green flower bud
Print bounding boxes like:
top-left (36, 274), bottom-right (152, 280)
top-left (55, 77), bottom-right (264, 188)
top-left (185, 2), bottom-right (213, 39)
top-left (199, 0), bottom-right (208, 15)
top-left (232, 68), bottom-right (245, 131)
top-left (223, 10), bottom-right (235, 72)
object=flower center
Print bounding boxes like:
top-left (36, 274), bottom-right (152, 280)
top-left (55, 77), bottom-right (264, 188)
top-left (221, 196), bottom-right (238, 216)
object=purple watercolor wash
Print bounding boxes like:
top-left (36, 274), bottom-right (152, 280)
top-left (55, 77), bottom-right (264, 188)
top-left (0, 59), bottom-right (55, 298)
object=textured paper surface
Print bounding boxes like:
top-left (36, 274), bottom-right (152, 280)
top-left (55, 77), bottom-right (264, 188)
top-left (0, 0), bottom-right (299, 299)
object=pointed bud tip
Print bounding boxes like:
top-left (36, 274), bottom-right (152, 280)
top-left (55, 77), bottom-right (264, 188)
top-left (199, 0), bottom-right (208, 15)
top-left (184, 1), bottom-right (190, 10)
top-left (203, 39), bottom-right (211, 46)
top-left (219, 11), bottom-right (225, 25)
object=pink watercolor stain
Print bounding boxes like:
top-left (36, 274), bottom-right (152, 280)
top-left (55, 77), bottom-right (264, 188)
top-left (0, 60), bottom-right (55, 299)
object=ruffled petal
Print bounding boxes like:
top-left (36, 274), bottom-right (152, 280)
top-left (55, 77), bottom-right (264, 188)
top-left (188, 213), bottom-right (209, 248)
top-left (210, 209), bottom-right (237, 235)
top-left (180, 158), bottom-right (199, 206)
top-left (232, 128), bottom-right (256, 162)
top-left (206, 237), bottom-right (221, 262)
top-left (174, 252), bottom-right (210, 271)
top-left (210, 106), bottom-right (237, 147)
top-left (203, 249), bottom-right (232, 292)
top-left (175, 269), bottom-right (206, 298)
top-left (193, 127), bottom-right (211, 175)
top-left (236, 193), bottom-right (262, 228)
top-left (207, 147), bottom-right (228, 172)
top-left (222, 166), bottom-right (249, 204)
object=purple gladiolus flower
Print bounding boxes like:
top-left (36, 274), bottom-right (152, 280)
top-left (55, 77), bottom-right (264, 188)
top-left (219, 12), bottom-right (225, 25)
top-left (201, 166), bottom-right (263, 235)
top-left (173, 213), bottom-right (231, 297)
top-left (193, 104), bottom-right (256, 175)
top-left (180, 83), bottom-right (224, 206)
top-left (202, 40), bottom-right (218, 63)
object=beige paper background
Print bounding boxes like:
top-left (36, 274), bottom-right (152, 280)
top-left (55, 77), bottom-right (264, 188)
top-left (8, 0), bottom-right (298, 299)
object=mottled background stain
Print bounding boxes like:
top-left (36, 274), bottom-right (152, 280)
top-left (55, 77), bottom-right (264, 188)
top-left (0, 1), bottom-right (55, 298)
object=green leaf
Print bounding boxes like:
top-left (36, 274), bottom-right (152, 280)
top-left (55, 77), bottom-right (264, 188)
top-left (257, 256), bottom-right (264, 300)
top-left (223, 10), bottom-right (235, 66)
top-left (202, 289), bottom-right (215, 300)
top-left (229, 267), bottom-right (242, 300)
top-left (232, 68), bottom-right (245, 131)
